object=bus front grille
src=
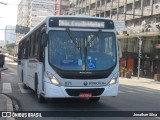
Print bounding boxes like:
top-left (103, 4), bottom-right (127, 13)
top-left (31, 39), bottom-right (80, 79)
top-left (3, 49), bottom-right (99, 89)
top-left (65, 88), bottom-right (105, 96)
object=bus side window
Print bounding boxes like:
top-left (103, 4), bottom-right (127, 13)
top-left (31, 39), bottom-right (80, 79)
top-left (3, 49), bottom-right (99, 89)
top-left (31, 32), bottom-right (36, 57)
top-left (35, 30), bottom-right (40, 58)
top-left (28, 37), bottom-right (31, 57)
top-left (18, 42), bottom-right (22, 60)
top-left (39, 33), bottom-right (46, 62)
top-left (25, 39), bottom-right (29, 59)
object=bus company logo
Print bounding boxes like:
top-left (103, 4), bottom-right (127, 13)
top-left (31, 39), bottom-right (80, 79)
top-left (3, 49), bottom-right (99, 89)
top-left (2, 112), bottom-right (11, 117)
top-left (83, 81), bottom-right (88, 86)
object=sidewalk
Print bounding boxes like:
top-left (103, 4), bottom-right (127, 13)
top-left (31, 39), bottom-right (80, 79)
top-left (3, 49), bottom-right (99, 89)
top-left (0, 66), bottom-right (14, 120)
top-left (0, 93), bottom-right (14, 120)
top-left (119, 77), bottom-right (160, 91)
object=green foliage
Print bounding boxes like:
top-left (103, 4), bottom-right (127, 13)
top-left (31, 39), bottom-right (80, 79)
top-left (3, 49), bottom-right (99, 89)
top-left (6, 43), bottom-right (16, 52)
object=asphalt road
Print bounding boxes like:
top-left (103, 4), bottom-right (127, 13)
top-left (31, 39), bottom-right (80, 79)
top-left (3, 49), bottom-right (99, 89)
top-left (0, 58), bottom-right (160, 120)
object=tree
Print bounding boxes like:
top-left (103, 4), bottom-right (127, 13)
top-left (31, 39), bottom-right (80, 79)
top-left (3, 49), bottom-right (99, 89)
top-left (6, 43), bottom-right (16, 54)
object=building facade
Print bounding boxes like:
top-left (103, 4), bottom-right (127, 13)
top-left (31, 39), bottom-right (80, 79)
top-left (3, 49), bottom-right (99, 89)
top-left (16, 0), bottom-right (31, 44)
top-left (29, 0), bottom-right (55, 29)
top-left (16, 0), bottom-right (56, 44)
top-left (69, 0), bottom-right (160, 78)
top-left (55, 0), bottom-right (70, 15)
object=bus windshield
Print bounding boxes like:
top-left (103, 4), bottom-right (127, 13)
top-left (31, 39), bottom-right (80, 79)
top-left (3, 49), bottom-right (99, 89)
top-left (48, 30), bottom-right (117, 71)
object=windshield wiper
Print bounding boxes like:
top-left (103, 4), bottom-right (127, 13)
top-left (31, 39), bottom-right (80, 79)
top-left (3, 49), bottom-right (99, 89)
top-left (66, 28), bottom-right (82, 59)
top-left (87, 30), bottom-right (101, 46)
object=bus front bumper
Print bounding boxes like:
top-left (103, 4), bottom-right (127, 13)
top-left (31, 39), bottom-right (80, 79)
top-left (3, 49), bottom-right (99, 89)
top-left (43, 82), bottom-right (119, 98)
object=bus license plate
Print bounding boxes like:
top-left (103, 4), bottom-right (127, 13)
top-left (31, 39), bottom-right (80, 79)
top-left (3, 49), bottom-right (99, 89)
top-left (79, 93), bottom-right (92, 98)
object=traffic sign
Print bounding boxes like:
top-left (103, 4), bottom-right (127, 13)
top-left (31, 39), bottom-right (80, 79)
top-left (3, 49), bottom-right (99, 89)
top-left (114, 21), bottom-right (125, 29)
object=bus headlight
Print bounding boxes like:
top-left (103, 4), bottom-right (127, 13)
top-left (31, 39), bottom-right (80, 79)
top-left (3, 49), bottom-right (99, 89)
top-left (109, 77), bottom-right (118, 85)
top-left (46, 72), bottom-right (60, 85)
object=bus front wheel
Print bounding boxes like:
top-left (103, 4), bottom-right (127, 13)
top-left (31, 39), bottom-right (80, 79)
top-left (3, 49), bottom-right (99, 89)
top-left (89, 97), bottom-right (100, 102)
top-left (35, 74), bottom-right (46, 103)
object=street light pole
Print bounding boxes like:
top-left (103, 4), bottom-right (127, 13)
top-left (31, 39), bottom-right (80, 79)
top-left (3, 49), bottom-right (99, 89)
top-left (126, 27), bottom-right (142, 80)
top-left (138, 39), bottom-right (142, 80)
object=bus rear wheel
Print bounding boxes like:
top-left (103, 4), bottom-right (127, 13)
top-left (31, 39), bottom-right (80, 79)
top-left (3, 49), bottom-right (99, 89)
top-left (89, 97), bottom-right (100, 102)
top-left (35, 75), bottom-right (46, 103)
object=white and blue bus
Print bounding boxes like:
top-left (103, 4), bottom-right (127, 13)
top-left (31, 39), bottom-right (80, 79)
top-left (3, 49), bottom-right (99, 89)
top-left (18, 16), bottom-right (119, 103)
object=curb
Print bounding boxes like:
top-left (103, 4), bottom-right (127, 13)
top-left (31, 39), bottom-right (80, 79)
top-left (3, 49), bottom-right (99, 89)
top-left (0, 94), bottom-right (15, 120)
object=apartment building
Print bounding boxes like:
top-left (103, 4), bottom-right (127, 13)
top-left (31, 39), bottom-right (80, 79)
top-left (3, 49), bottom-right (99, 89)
top-left (69, 0), bottom-right (160, 78)
top-left (16, 0), bottom-right (31, 44)
top-left (16, 0), bottom-right (56, 44)
top-left (55, 0), bottom-right (70, 15)
top-left (29, 0), bottom-right (55, 29)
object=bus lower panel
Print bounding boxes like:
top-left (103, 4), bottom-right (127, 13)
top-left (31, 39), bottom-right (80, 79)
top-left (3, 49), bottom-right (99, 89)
top-left (65, 88), bottom-right (105, 96)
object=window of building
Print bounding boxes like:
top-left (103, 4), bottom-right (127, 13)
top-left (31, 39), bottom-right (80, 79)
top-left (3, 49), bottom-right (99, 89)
top-left (143, 0), bottom-right (150, 6)
top-left (112, 9), bottom-right (117, 15)
top-left (127, 39), bottom-right (135, 52)
top-left (90, 3), bottom-right (95, 9)
top-left (97, 1), bottom-right (100, 7)
top-left (126, 3), bottom-right (132, 11)
top-left (121, 39), bottom-right (128, 52)
top-left (153, 0), bottom-right (160, 4)
top-left (105, 11), bottom-right (110, 17)
top-left (135, 1), bottom-right (141, 9)
top-left (101, 0), bottom-right (105, 5)
top-left (119, 6), bottom-right (124, 13)
top-left (86, 6), bottom-right (89, 12)
top-left (155, 15), bottom-right (160, 22)
top-left (106, 0), bottom-right (111, 3)
top-left (101, 12), bottom-right (104, 17)
top-left (82, 8), bottom-right (85, 13)
top-left (121, 39), bottom-right (137, 53)
top-left (143, 39), bottom-right (153, 53)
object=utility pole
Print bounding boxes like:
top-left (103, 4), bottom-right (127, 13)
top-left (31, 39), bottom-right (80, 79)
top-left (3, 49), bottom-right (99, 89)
top-left (138, 38), bottom-right (142, 80)
top-left (126, 27), bottom-right (142, 80)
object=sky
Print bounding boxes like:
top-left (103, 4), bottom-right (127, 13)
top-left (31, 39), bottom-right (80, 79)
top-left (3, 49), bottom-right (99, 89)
top-left (0, 0), bottom-right (21, 41)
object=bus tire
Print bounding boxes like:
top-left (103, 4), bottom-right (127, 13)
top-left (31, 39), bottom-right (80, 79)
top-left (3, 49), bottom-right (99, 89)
top-left (23, 84), bottom-right (28, 89)
top-left (35, 74), bottom-right (46, 103)
top-left (89, 97), bottom-right (100, 102)
top-left (0, 65), bottom-right (3, 68)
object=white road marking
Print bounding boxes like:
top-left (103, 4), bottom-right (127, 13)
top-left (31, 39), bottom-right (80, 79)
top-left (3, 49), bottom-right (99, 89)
top-left (118, 90), bottom-right (125, 93)
top-left (127, 90), bottom-right (138, 93)
top-left (7, 63), bottom-right (17, 65)
top-left (18, 83), bottom-right (31, 93)
top-left (155, 117), bottom-right (160, 119)
top-left (135, 86), bottom-right (160, 94)
top-left (2, 83), bottom-right (12, 93)
top-left (122, 86), bottom-right (154, 94)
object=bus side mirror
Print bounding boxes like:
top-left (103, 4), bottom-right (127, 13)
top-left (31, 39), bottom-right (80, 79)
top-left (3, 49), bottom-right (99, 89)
top-left (41, 33), bottom-right (48, 47)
